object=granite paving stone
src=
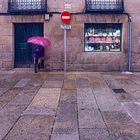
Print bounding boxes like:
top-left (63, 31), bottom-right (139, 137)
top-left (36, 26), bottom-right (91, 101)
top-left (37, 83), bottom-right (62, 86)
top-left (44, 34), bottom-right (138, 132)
top-left (76, 73), bottom-right (88, 79)
top-left (29, 88), bottom-right (61, 109)
top-left (94, 94), bottom-right (123, 111)
top-left (0, 114), bottom-right (20, 140)
top-left (53, 101), bottom-right (78, 135)
top-left (8, 91), bottom-right (37, 106)
top-left (118, 79), bottom-right (140, 93)
top-left (65, 73), bottom-right (76, 80)
top-left (0, 89), bottom-right (20, 110)
top-left (63, 79), bottom-right (76, 90)
top-left (102, 110), bottom-right (140, 136)
top-left (77, 88), bottom-right (106, 129)
top-left (42, 80), bottom-right (63, 88)
top-left (0, 71), bottom-right (140, 140)
top-left (60, 90), bottom-right (77, 104)
top-left (47, 73), bottom-right (65, 81)
top-left (111, 133), bottom-right (140, 140)
top-left (0, 105), bottom-right (27, 140)
top-left (13, 78), bottom-right (30, 88)
top-left (122, 102), bottom-right (140, 123)
top-left (76, 78), bottom-right (90, 88)
top-left (22, 106), bottom-right (56, 116)
top-left (103, 74), bottom-right (121, 89)
top-left (132, 78), bottom-right (140, 86)
top-left (80, 128), bottom-right (110, 140)
top-left (0, 88), bottom-right (9, 96)
top-left (89, 78), bottom-right (111, 93)
top-left (0, 104), bottom-right (26, 116)
top-left (4, 115), bottom-right (54, 140)
top-left (78, 108), bottom-right (106, 129)
top-left (51, 134), bottom-right (79, 140)
top-left (77, 88), bottom-right (97, 109)
top-left (23, 88), bottom-right (61, 116)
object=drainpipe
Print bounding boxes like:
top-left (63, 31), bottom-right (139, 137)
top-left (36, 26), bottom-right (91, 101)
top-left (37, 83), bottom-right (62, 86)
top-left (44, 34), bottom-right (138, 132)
top-left (128, 14), bottom-right (132, 72)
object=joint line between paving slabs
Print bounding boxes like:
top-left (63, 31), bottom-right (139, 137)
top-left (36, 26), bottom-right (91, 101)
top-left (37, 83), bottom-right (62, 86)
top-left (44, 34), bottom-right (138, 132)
top-left (49, 80), bottom-right (64, 140)
top-left (76, 88), bottom-right (81, 140)
top-left (2, 80), bottom-right (44, 139)
top-left (91, 88), bottom-right (112, 139)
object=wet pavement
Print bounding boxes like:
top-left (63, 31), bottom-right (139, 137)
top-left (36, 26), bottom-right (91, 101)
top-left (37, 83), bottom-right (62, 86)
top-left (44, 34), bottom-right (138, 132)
top-left (0, 70), bottom-right (140, 140)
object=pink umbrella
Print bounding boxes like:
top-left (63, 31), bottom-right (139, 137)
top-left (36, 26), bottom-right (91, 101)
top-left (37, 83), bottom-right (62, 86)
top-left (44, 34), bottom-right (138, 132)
top-left (27, 36), bottom-right (51, 47)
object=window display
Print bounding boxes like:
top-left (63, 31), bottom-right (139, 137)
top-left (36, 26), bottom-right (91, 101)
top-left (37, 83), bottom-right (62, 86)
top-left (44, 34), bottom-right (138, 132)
top-left (84, 23), bottom-right (122, 52)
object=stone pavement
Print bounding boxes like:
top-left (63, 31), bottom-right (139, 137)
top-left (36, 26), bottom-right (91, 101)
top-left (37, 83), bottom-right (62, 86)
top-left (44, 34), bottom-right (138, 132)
top-left (0, 70), bottom-right (140, 140)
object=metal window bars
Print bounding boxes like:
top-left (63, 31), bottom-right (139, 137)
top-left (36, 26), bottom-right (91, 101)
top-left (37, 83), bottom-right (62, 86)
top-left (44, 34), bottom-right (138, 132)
top-left (86, 0), bottom-right (124, 13)
top-left (8, 0), bottom-right (47, 13)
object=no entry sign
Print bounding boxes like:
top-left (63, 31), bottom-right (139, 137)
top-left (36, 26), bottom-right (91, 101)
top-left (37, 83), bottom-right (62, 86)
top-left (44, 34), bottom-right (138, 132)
top-left (61, 11), bottom-right (71, 24)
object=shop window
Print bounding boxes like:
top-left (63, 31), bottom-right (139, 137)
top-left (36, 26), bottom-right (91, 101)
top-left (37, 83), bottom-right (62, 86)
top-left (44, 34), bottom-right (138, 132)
top-left (84, 23), bottom-right (122, 52)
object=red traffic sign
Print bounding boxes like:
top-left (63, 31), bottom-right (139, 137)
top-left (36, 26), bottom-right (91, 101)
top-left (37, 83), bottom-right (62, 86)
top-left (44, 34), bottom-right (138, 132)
top-left (61, 11), bottom-right (71, 24)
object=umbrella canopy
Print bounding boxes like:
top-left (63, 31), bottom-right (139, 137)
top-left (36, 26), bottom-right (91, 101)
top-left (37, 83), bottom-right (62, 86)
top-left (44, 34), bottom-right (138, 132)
top-left (27, 36), bottom-right (51, 47)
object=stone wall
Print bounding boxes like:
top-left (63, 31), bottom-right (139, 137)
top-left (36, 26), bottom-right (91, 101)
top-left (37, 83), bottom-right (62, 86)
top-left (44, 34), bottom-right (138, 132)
top-left (45, 14), bottom-right (128, 71)
top-left (125, 0), bottom-right (140, 71)
top-left (0, 0), bottom-right (140, 71)
top-left (0, 16), bottom-right (13, 70)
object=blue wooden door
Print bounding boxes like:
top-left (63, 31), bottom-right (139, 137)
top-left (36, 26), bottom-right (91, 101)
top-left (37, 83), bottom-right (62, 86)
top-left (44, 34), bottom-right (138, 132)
top-left (14, 23), bottom-right (43, 68)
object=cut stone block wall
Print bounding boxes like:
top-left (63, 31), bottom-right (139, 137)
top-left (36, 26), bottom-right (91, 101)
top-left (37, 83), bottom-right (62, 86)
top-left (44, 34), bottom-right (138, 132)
top-left (0, 0), bottom-right (139, 71)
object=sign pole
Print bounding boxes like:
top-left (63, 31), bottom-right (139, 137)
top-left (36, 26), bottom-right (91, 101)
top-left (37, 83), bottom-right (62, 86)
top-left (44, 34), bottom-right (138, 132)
top-left (61, 11), bottom-right (71, 74)
top-left (64, 29), bottom-right (67, 73)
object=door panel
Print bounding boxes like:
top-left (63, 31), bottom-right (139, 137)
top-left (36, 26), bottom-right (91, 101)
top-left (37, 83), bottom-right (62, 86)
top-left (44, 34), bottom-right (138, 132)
top-left (14, 23), bottom-right (43, 68)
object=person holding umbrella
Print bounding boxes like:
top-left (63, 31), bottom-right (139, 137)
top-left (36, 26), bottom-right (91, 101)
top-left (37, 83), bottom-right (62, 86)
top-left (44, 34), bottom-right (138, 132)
top-left (27, 36), bottom-right (51, 73)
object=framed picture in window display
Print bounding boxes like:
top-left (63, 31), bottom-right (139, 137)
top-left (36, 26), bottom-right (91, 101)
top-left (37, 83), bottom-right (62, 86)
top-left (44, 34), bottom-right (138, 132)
top-left (84, 23), bottom-right (122, 52)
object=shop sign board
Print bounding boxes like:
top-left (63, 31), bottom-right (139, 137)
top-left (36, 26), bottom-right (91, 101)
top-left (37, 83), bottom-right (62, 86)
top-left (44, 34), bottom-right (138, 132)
top-left (61, 11), bottom-right (71, 24)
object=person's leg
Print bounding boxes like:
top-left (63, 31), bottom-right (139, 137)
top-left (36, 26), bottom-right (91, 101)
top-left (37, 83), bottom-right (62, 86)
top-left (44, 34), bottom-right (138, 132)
top-left (34, 57), bottom-right (38, 73)
top-left (38, 57), bottom-right (41, 69)
top-left (41, 57), bottom-right (44, 68)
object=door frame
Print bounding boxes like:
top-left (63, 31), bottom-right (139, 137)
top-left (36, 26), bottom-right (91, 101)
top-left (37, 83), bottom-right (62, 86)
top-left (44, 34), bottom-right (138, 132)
top-left (14, 23), bottom-right (44, 68)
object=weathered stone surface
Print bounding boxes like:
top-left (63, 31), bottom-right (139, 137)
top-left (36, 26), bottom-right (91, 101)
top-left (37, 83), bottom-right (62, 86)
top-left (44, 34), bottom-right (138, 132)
top-left (0, 115), bottom-right (19, 140)
top-left (0, 104), bottom-right (26, 119)
top-left (0, 23), bottom-right (12, 36)
top-left (29, 88), bottom-right (61, 109)
top-left (103, 74), bottom-right (121, 89)
top-left (14, 78), bottom-right (30, 88)
top-left (60, 90), bottom-right (77, 104)
top-left (0, 104), bottom-right (26, 140)
top-left (0, 88), bottom-right (9, 96)
top-left (23, 106), bottom-right (56, 116)
top-left (77, 88), bottom-right (97, 109)
top-left (0, 71), bottom-right (140, 139)
top-left (77, 88), bottom-right (106, 129)
top-left (102, 110), bottom-right (140, 136)
top-left (63, 79), bottom-right (76, 90)
top-left (8, 91), bottom-right (36, 106)
top-left (47, 73), bottom-right (65, 81)
top-left (80, 128), bottom-right (110, 140)
top-left (51, 134), bottom-right (79, 140)
top-left (0, 89), bottom-right (20, 110)
top-left (95, 94), bottom-right (123, 111)
top-left (122, 102), bottom-right (140, 123)
top-left (53, 101), bottom-right (78, 135)
top-left (42, 80), bottom-right (63, 88)
top-left (4, 115), bottom-right (54, 140)
top-left (76, 78), bottom-right (90, 88)
top-left (78, 108), bottom-right (106, 129)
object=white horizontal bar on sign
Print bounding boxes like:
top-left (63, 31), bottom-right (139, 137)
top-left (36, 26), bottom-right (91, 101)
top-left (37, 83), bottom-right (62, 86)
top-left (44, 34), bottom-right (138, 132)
top-left (64, 4), bottom-right (71, 9)
top-left (60, 24), bottom-right (71, 30)
top-left (62, 16), bottom-right (70, 19)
